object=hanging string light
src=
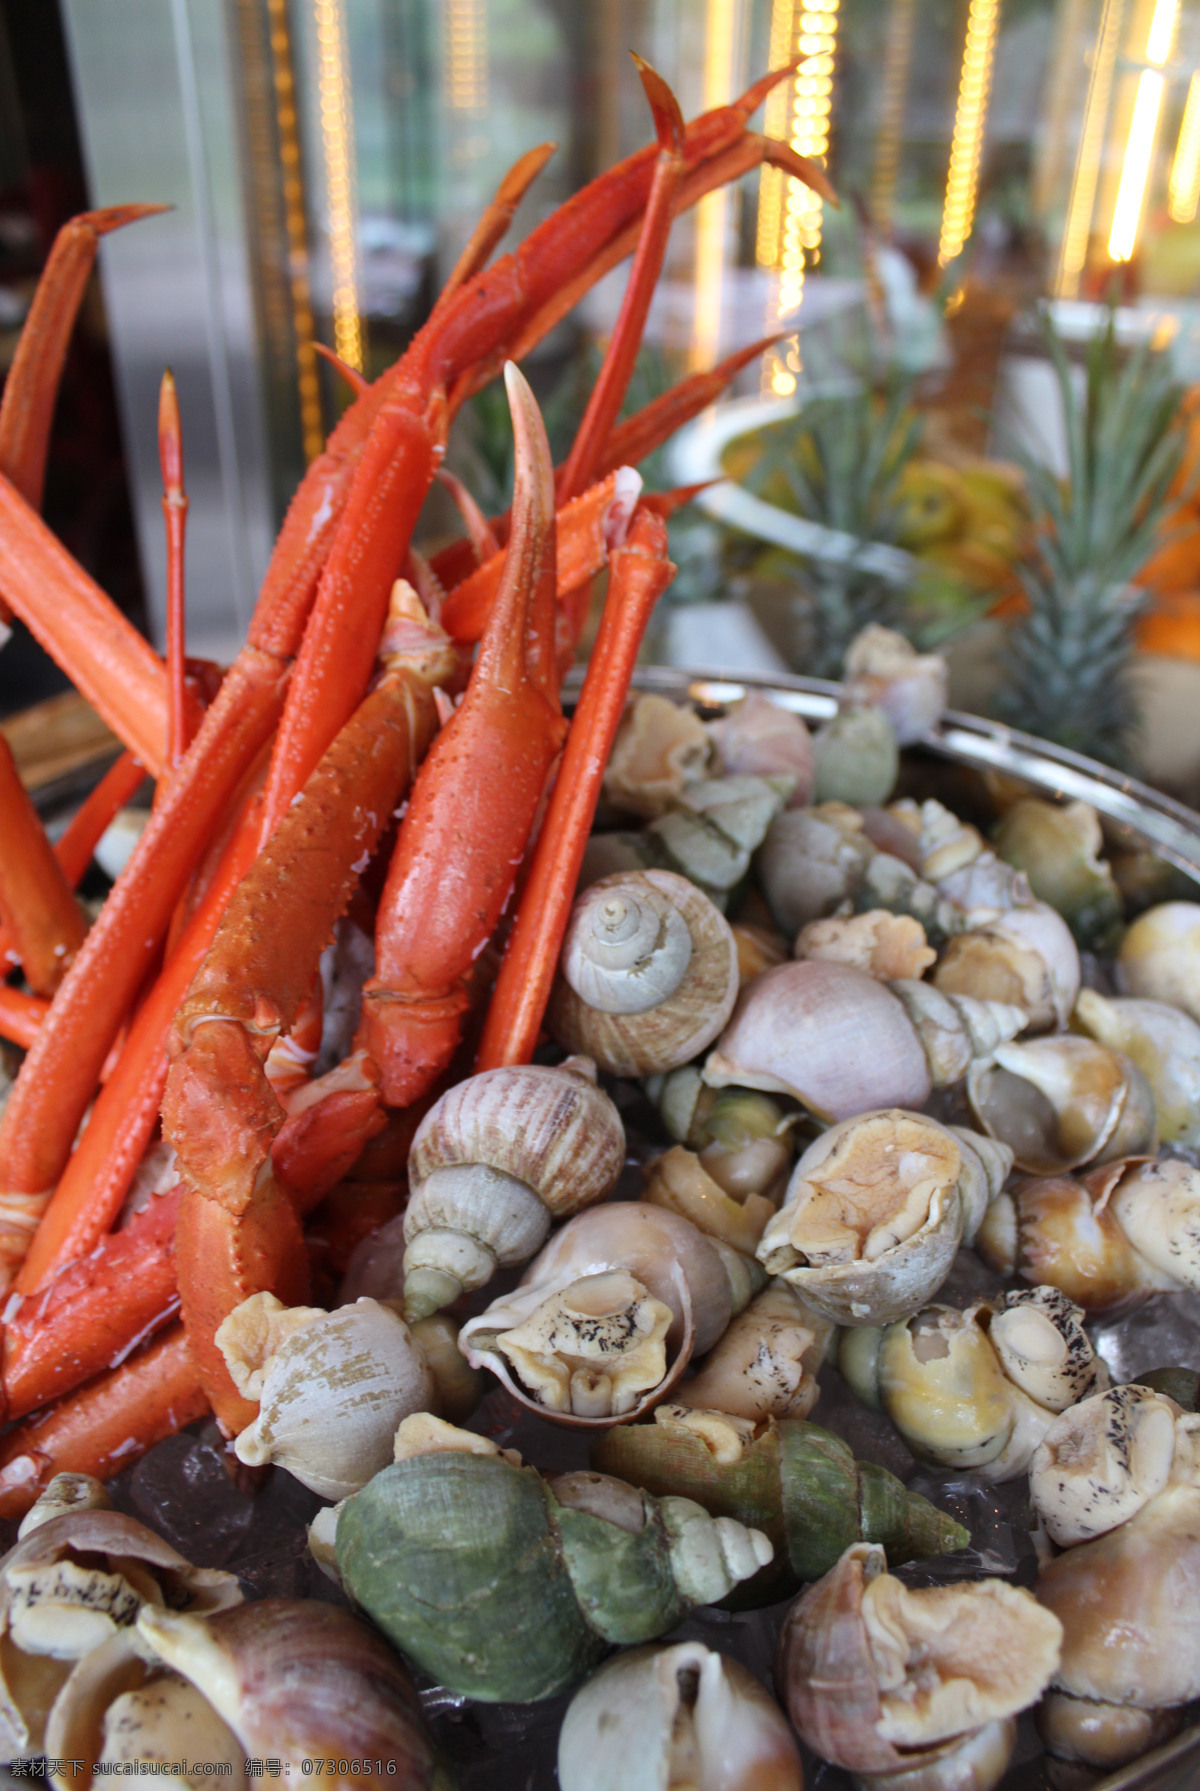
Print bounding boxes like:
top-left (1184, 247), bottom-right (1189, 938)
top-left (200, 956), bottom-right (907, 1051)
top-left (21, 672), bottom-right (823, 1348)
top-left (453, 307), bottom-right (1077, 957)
top-left (693, 0), bottom-right (740, 370)
top-left (1055, 0), bottom-right (1124, 294)
top-left (264, 0), bottom-right (323, 460)
top-left (314, 0), bottom-right (363, 372)
top-left (872, 0), bottom-right (917, 234)
top-left (1169, 71), bottom-right (1200, 222)
top-left (1108, 0), bottom-right (1178, 262)
top-left (938, 0), bottom-right (1002, 265)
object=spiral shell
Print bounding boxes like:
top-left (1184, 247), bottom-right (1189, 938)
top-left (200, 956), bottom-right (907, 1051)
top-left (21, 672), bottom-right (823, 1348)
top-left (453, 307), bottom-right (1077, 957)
top-left (811, 704), bottom-right (899, 806)
top-left (557, 1642), bottom-right (803, 1791)
top-left (1074, 987), bottom-right (1200, 1148)
top-left (458, 1203), bottom-right (746, 1427)
top-left (843, 1289), bottom-right (1107, 1481)
top-left (757, 1109), bottom-right (965, 1325)
top-left (776, 1542), bottom-right (1061, 1777)
top-left (795, 909), bottom-right (937, 981)
top-left (217, 1294), bottom-right (439, 1500)
top-left (604, 694), bottom-right (711, 818)
top-left (549, 872), bottom-right (739, 1076)
top-left (709, 690), bottom-right (815, 805)
top-left (934, 901), bottom-right (1080, 1033)
top-left (844, 625), bottom-right (948, 744)
top-left (889, 980), bottom-right (1027, 1086)
top-left (335, 1449), bottom-right (771, 1702)
top-left (1029, 1383), bottom-right (1185, 1547)
top-left (400, 1056), bottom-right (625, 1320)
top-left (1116, 899), bottom-right (1200, 1020)
top-left (966, 1036), bottom-right (1157, 1175)
top-left (993, 797), bottom-right (1123, 949)
top-left (706, 961), bottom-right (933, 1121)
top-left (759, 802), bottom-right (875, 935)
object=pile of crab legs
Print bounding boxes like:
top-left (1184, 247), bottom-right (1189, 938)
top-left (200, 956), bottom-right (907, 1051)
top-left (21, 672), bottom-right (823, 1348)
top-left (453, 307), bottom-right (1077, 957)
top-left (0, 58), bottom-right (831, 1516)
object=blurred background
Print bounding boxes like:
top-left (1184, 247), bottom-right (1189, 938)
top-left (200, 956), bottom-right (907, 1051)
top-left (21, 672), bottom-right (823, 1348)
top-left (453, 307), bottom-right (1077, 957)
top-left (6, 0), bottom-right (1200, 790)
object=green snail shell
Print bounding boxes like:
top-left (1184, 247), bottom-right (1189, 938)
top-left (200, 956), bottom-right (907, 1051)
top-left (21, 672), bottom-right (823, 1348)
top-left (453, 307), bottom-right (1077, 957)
top-left (592, 1417), bottom-right (966, 1603)
top-left (336, 1451), bottom-right (748, 1702)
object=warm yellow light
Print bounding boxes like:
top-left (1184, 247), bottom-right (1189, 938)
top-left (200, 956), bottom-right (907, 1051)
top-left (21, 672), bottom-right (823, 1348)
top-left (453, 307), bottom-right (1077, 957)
top-left (314, 0), bottom-right (362, 372)
top-left (265, 0), bottom-right (323, 460)
top-left (772, 369), bottom-right (798, 394)
top-left (872, 0), bottom-right (917, 231)
top-left (938, 0), bottom-right (1002, 264)
top-left (1170, 72), bottom-right (1200, 221)
top-left (1146, 0), bottom-right (1179, 65)
top-left (1109, 67), bottom-right (1165, 260)
top-left (756, 0), bottom-right (793, 273)
top-left (444, 0), bottom-right (488, 111)
top-left (693, 0), bottom-right (738, 370)
top-left (1056, 0), bottom-right (1124, 294)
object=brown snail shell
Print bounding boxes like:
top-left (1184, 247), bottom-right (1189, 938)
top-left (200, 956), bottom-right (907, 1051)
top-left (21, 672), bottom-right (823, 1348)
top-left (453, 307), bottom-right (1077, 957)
top-left (549, 871), bottom-right (739, 1077)
top-left (966, 1037), bottom-right (1157, 1175)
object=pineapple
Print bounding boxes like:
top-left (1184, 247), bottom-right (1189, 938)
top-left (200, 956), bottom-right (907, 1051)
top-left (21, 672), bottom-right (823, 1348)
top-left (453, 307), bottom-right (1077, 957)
top-left (741, 379), bottom-right (933, 677)
top-left (994, 314), bottom-right (1188, 769)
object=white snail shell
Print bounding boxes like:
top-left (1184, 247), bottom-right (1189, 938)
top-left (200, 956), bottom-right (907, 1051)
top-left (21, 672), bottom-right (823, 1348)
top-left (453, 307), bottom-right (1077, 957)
top-left (758, 1109), bottom-right (965, 1326)
top-left (1074, 988), bottom-right (1200, 1148)
top-left (1116, 900), bottom-right (1200, 1021)
top-left (558, 1641), bottom-right (802, 1791)
top-left (549, 872), bottom-right (739, 1077)
top-left (966, 1037), bottom-right (1157, 1175)
top-left (706, 961), bottom-right (932, 1122)
top-left (934, 901), bottom-right (1080, 1033)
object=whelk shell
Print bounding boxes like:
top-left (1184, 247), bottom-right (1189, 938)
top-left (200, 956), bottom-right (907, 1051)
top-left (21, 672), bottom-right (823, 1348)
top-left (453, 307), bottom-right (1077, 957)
top-left (557, 1642), bottom-right (802, 1791)
top-left (757, 1110), bottom-right (965, 1325)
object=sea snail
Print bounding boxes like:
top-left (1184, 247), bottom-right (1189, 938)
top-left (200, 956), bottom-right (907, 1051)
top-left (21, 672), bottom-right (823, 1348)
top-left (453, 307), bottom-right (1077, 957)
top-left (547, 870), bottom-right (740, 1076)
top-left (976, 1155), bottom-right (1200, 1311)
top-left (966, 1034), bottom-right (1158, 1176)
top-left (216, 1292), bottom-right (480, 1500)
top-left (335, 1432), bottom-right (772, 1702)
top-left (399, 1054), bottom-right (625, 1321)
top-left (838, 1286), bottom-right (1108, 1481)
top-left (755, 1109), bottom-right (1010, 1327)
top-left (0, 1485), bottom-right (241, 1768)
top-left (1032, 1387), bottom-right (1200, 1782)
top-left (705, 960), bottom-right (1025, 1124)
top-left (47, 1600), bottom-right (447, 1789)
top-left (594, 1413), bottom-right (968, 1608)
top-left (458, 1202), bottom-right (759, 1426)
top-left (1073, 986), bottom-right (1200, 1149)
top-left (777, 1541), bottom-right (1063, 1791)
top-left (557, 1642), bottom-right (803, 1791)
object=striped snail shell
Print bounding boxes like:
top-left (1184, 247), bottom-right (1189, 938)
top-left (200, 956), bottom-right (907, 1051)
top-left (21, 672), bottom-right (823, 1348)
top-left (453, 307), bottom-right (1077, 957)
top-left (401, 1057), bottom-right (625, 1322)
top-left (549, 871), bottom-right (739, 1077)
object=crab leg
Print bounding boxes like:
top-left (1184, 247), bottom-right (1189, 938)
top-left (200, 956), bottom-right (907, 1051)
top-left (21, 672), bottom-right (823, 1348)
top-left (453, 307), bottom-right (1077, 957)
top-left (162, 588), bottom-right (456, 1432)
top-left (1, 70), bottom-right (801, 1299)
top-left (0, 1326), bottom-right (207, 1521)
top-left (437, 140), bottom-right (558, 306)
top-left (596, 333), bottom-right (784, 476)
top-left (0, 480), bottom-right (170, 771)
top-left (0, 987), bottom-right (45, 1050)
top-left (557, 61), bottom-right (685, 503)
top-left (359, 365), bottom-right (564, 1107)
top-left (158, 370), bottom-right (191, 770)
top-left (0, 203), bottom-right (167, 518)
top-left (0, 737), bottom-right (86, 994)
top-left (477, 504), bottom-right (676, 1070)
top-left (3, 1187), bottom-right (181, 1419)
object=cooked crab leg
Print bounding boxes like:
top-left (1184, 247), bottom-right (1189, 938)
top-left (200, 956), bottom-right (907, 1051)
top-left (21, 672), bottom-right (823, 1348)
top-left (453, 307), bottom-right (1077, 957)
top-left (0, 203), bottom-right (167, 518)
top-left (476, 504), bottom-right (676, 1069)
top-left (556, 60), bottom-right (685, 503)
top-left (437, 140), bottom-right (558, 305)
top-left (158, 370), bottom-right (191, 770)
top-left (1, 65), bottom-right (804, 1306)
top-left (359, 364), bottom-right (564, 1107)
top-left (0, 736), bottom-right (86, 994)
top-left (0, 1326), bottom-right (206, 1521)
top-left (162, 587), bottom-right (456, 1431)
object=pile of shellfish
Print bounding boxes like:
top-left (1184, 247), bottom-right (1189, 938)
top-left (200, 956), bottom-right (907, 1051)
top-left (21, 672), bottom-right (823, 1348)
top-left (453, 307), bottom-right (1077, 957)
top-left (9, 624), bottom-right (1200, 1789)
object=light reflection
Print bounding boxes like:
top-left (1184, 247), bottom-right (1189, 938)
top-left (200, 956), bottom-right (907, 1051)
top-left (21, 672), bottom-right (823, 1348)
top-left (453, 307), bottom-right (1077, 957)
top-left (938, 0), bottom-right (1002, 265)
top-left (1169, 72), bottom-right (1200, 223)
top-left (314, 0), bottom-right (363, 371)
top-left (693, 0), bottom-right (740, 370)
top-left (1109, 69), bottom-right (1165, 261)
